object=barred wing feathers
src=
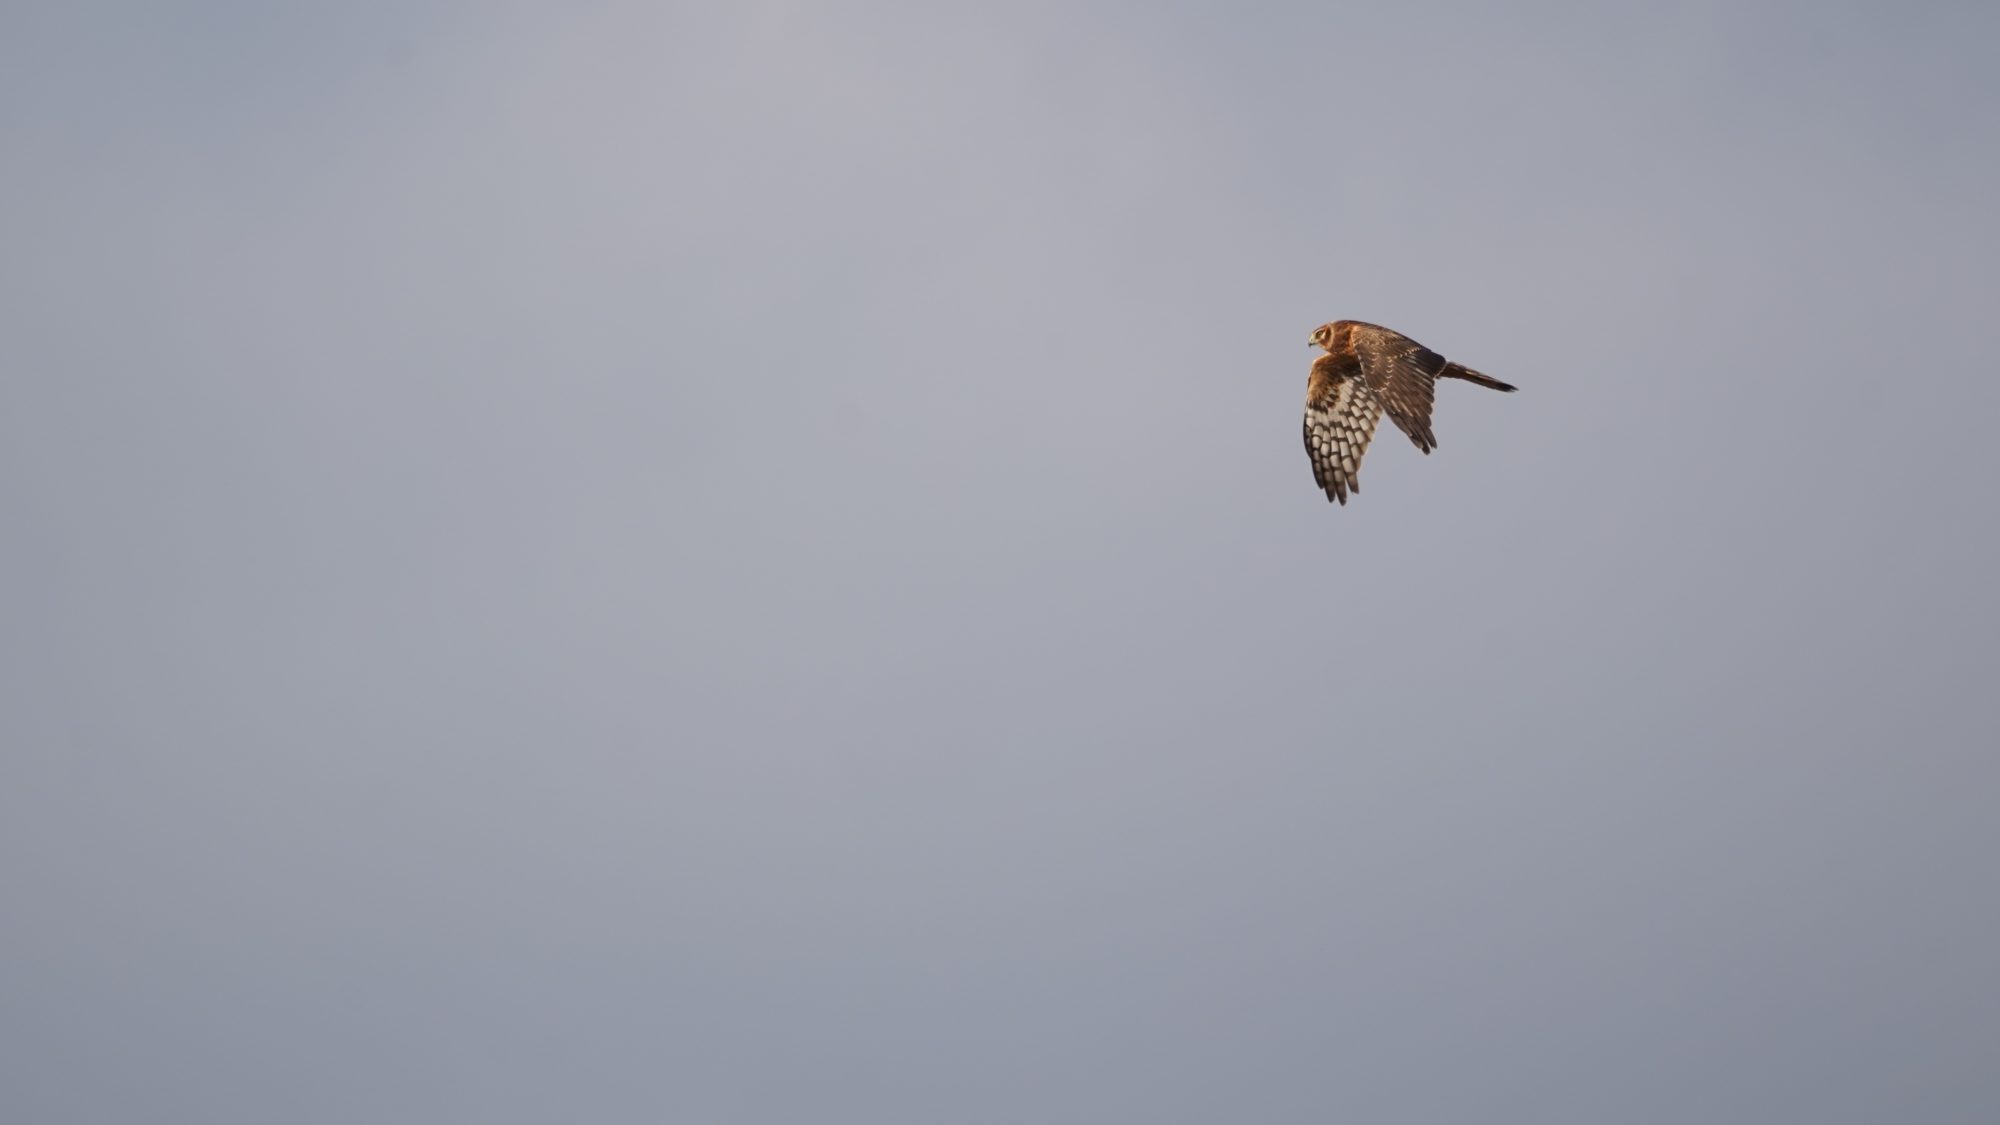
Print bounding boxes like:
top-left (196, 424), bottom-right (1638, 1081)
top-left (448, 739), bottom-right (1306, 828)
top-left (1303, 356), bottom-right (1385, 506)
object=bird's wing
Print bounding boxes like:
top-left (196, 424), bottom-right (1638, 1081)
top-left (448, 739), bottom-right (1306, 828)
top-left (1349, 323), bottom-right (1449, 454)
top-left (1304, 354), bottom-right (1385, 505)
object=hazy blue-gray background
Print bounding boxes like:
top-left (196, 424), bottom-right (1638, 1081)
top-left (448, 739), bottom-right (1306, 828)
top-left (6, 2), bottom-right (1997, 1121)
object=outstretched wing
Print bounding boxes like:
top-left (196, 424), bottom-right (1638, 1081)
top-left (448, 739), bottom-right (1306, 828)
top-left (1303, 354), bottom-right (1385, 505)
top-left (1349, 322), bottom-right (1449, 454)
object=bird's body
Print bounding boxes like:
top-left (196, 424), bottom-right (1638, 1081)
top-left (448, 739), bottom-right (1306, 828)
top-left (1303, 320), bottom-right (1516, 505)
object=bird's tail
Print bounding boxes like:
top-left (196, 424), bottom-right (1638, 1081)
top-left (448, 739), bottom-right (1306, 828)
top-left (1441, 362), bottom-right (1517, 393)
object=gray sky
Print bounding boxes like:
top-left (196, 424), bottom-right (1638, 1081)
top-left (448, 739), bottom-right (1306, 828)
top-left (5, 2), bottom-right (1998, 1121)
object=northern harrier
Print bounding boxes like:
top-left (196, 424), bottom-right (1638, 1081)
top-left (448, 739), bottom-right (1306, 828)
top-left (1304, 320), bottom-right (1516, 505)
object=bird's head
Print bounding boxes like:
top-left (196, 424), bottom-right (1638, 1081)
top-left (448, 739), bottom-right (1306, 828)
top-left (1309, 323), bottom-right (1335, 350)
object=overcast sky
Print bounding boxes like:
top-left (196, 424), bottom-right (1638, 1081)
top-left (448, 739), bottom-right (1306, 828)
top-left (5, 2), bottom-right (1998, 1122)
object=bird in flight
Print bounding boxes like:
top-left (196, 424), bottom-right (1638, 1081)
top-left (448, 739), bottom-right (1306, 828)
top-left (1304, 320), bottom-right (1516, 505)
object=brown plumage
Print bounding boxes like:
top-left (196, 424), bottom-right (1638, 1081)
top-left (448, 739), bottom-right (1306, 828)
top-left (1304, 320), bottom-right (1516, 505)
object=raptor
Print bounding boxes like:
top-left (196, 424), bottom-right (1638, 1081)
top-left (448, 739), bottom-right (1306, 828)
top-left (1304, 320), bottom-right (1517, 505)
